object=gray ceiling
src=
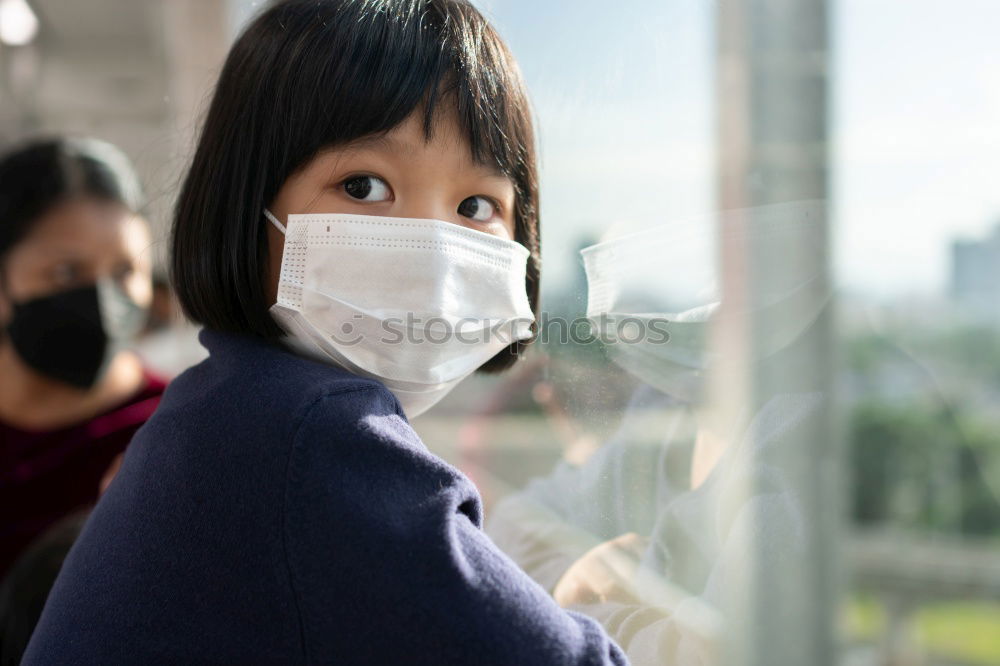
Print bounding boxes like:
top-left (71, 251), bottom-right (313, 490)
top-left (30, 0), bottom-right (163, 53)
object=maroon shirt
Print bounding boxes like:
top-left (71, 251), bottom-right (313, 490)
top-left (0, 369), bottom-right (167, 580)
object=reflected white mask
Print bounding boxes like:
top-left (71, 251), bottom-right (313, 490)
top-left (266, 210), bottom-right (535, 418)
top-left (582, 201), bottom-right (830, 403)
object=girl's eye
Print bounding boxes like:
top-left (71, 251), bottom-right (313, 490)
top-left (52, 262), bottom-right (83, 287)
top-left (457, 196), bottom-right (497, 223)
top-left (112, 262), bottom-right (135, 284)
top-left (343, 175), bottom-right (391, 202)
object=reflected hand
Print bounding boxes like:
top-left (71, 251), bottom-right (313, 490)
top-left (553, 532), bottom-right (649, 608)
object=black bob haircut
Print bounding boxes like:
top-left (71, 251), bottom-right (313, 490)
top-left (0, 138), bottom-right (144, 269)
top-left (171, 0), bottom-right (540, 372)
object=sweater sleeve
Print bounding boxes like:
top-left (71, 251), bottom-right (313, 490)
top-left (281, 386), bottom-right (629, 666)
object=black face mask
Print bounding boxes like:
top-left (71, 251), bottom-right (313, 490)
top-left (4, 283), bottom-right (135, 389)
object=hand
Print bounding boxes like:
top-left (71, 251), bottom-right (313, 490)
top-left (554, 532), bottom-right (726, 665)
top-left (552, 532), bottom-right (649, 608)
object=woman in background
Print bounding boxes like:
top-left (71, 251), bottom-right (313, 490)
top-left (0, 137), bottom-right (165, 591)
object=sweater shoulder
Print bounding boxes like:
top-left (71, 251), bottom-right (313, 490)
top-left (162, 328), bottom-right (404, 421)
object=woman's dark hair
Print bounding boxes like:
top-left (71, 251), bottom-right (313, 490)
top-left (0, 137), bottom-right (144, 268)
top-left (171, 0), bottom-right (540, 371)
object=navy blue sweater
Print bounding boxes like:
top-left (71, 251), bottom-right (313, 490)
top-left (23, 330), bottom-right (627, 665)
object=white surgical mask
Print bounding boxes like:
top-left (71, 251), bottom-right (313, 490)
top-left (266, 210), bottom-right (535, 418)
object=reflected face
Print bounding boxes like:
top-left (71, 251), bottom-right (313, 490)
top-left (0, 197), bottom-right (153, 322)
top-left (266, 107), bottom-right (518, 302)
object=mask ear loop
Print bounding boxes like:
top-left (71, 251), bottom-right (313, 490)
top-left (264, 209), bottom-right (286, 234)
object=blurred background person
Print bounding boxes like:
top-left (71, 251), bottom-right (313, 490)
top-left (0, 137), bottom-right (166, 616)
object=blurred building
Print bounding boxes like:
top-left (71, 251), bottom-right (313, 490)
top-left (0, 0), bottom-right (260, 268)
top-left (950, 223), bottom-right (1000, 314)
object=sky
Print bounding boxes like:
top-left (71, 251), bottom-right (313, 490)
top-left (472, 0), bottom-right (1000, 299)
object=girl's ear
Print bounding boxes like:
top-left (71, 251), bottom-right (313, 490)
top-left (0, 274), bottom-right (11, 327)
top-left (0, 260), bottom-right (26, 328)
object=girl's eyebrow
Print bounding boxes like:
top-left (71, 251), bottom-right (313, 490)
top-left (342, 134), bottom-right (510, 181)
top-left (343, 134), bottom-right (415, 158)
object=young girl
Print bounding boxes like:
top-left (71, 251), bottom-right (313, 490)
top-left (24, 1), bottom-right (628, 664)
